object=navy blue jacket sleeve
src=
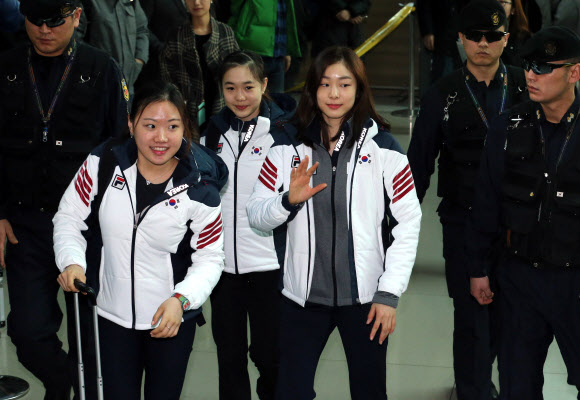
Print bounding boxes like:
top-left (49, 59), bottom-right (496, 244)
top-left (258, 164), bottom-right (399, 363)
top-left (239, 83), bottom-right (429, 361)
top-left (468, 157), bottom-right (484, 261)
top-left (102, 58), bottom-right (129, 140)
top-left (407, 85), bottom-right (445, 203)
top-left (465, 114), bottom-right (508, 277)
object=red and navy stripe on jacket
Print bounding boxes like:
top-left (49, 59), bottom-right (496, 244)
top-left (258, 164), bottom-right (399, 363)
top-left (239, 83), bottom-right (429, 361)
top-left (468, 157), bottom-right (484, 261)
top-left (258, 157), bottom-right (278, 192)
top-left (392, 164), bottom-right (415, 204)
top-left (197, 213), bottom-right (223, 249)
top-left (75, 160), bottom-right (93, 206)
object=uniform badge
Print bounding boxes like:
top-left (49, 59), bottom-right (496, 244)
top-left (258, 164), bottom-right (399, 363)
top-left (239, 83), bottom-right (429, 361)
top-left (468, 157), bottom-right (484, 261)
top-left (111, 174), bottom-right (126, 190)
top-left (491, 12), bottom-right (500, 26)
top-left (291, 155), bottom-right (301, 168)
top-left (567, 113), bottom-right (575, 123)
top-left (216, 143), bottom-right (223, 154)
top-left (536, 109), bottom-right (541, 120)
top-left (56, 140), bottom-right (63, 146)
top-left (121, 79), bottom-right (129, 102)
top-left (545, 42), bottom-right (557, 57)
top-left (165, 198), bottom-right (180, 209)
top-left (251, 146), bottom-right (263, 156)
top-left (557, 192), bottom-right (564, 197)
top-left (358, 154), bottom-right (372, 164)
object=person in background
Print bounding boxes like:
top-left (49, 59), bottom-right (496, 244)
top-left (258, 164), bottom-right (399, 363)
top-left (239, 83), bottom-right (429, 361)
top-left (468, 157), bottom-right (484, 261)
top-left (310, 0), bottom-right (371, 59)
top-left (228, 0), bottom-right (301, 93)
top-left (407, 1), bottom-right (527, 399)
top-left (416, 0), bottom-right (469, 86)
top-left (77, 0), bottom-right (149, 98)
top-left (0, 0), bottom-right (128, 398)
top-left (201, 50), bottom-right (295, 400)
top-left (54, 81), bottom-right (226, 400)
top-left (160, 0), bottom-right (239, 139)
top-left (499, 0), bottom-right (532, 67)
top-left (136, 0), bottom-right (189, 93)
top-left (535, 0), bottom-right (580, 35)
top-left (467, 26), bottom-right (580, 399)
top-left (247, 46), bottom-right (421, 400)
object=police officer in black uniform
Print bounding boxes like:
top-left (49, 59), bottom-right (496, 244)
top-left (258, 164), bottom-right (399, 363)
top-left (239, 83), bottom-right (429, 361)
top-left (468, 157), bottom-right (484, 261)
top-left (467, 26), bottom-right (580, 399)
top-left (0, 1), bottom-right (128, 398)
top-left (407, 1), bottom-right (527, 399)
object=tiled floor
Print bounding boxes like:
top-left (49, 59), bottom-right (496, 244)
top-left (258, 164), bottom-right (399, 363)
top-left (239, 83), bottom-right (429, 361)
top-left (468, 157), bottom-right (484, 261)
top-left (1, 99), bottom-right (577, 399)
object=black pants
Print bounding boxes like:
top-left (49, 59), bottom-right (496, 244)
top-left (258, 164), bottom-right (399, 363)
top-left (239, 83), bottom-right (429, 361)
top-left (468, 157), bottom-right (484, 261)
top-left (442, 220), bottom-right (498, 400)
top-left (497, 257), bottom-right (580, 400)
top-left (5, 208), bottom-right (71, 399)
top-left (210, 270), bottom-right (281, 400)
top-left (276, 298), bottom-right (388, 400)
top-left (98, 316), bottom-right (196, 399)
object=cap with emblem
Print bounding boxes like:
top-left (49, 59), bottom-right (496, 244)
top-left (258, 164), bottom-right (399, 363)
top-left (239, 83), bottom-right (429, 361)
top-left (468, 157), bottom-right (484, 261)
top-left (20, 0), bottom-right (80, 20)
top-left (458, 0), bottom-right (507, 33)
top-left (520, 26), bottom-right (580, 62)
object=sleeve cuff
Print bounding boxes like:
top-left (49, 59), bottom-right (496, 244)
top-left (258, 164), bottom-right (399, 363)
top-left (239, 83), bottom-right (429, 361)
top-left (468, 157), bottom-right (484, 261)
top-left (372, 291), bottom-right (399, 308)
top-left (281, 191), bottom-right (304, 212)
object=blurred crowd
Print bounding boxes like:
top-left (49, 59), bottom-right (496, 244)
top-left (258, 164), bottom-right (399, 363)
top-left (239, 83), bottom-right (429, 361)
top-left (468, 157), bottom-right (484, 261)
top-left (0, 0), bottom-right (373, 116)
top-left (416, 0), bottom-right (580, 94)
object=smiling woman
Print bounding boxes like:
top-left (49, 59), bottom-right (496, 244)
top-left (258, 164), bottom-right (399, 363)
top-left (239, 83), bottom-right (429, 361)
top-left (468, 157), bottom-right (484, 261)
top-left (53, 81), bottom-right (227, 399)
top-left (246, 46), bottom-right (422, 399)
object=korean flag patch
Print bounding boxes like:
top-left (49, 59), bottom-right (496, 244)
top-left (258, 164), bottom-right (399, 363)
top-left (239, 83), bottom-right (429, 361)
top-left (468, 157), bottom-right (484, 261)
top-left (358, 153), bottom-right (372, 164)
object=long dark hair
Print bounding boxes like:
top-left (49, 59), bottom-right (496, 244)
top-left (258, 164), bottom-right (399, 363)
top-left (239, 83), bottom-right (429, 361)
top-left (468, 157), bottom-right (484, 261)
top-left (130, 81), bottom-right (194, 152)
top-left (295, 46), bottom-right (390, 149)
top-left (508, 0), bottom-right (530, 40)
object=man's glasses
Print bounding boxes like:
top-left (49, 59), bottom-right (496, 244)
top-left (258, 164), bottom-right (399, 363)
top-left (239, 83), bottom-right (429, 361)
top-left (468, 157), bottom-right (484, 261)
top-left (464, 30), bottom-right (508, 43)
top-left (27, 9), bottom-right (76, 28)
top-left (522, 59), bottom-right (576, 75)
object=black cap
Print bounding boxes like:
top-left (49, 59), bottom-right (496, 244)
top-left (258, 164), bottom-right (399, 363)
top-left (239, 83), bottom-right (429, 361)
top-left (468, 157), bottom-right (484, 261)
top-left (520, 26), bottom-right (580, 62)
top-left (458, 0), bottom-right (507, 32)
top-left (20, 0), bottom-right (79, 20)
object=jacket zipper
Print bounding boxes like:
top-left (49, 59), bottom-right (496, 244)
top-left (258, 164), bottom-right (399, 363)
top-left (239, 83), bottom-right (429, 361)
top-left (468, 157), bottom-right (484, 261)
top-left (120, 168), bottom-right (139, 329)
top-left (330, 164), bottom-right (338, 306)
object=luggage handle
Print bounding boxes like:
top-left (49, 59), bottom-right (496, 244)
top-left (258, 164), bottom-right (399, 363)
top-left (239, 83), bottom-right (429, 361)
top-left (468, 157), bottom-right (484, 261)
top-left (74, 279), bottom-right (97, 306)
top-left (73, 279), bottom-right (103, 400)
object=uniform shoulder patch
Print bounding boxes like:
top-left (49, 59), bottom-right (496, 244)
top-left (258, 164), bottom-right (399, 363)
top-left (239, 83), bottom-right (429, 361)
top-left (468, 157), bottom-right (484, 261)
top-left (122, 79), bottom-right (129, 102)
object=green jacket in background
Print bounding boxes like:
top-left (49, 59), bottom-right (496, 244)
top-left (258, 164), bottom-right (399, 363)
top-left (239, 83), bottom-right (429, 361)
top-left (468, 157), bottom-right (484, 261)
top-left (228, 0), bottom-right (301, 58)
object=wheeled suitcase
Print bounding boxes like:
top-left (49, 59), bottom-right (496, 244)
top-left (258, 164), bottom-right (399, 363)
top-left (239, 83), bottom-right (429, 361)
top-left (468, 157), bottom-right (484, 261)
top-left (73, 279), bottom-right (104, 400)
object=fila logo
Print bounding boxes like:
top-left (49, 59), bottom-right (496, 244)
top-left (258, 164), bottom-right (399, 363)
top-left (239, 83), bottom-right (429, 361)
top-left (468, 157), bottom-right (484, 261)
top-left (111, 174), bottom-right (126, 190)
top-left (357, 128), bottom-right (368, 149)
top-left (166, 184), bottom-right (189, 197)
top-left (216, 143), bottom-right (223, 154)
top-left (243, 124), bottom-right (255, 142)
top-left (291, 155), bottom-right (301, 168)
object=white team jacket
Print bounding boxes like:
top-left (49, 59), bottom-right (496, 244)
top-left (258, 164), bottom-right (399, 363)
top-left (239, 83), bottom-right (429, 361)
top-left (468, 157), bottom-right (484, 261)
top-left (247, 118), bottom-right (422, 306)
top-left (53, 139), bottom-right (225, 329)
top-left (201, 99), bottom-right (294, 274)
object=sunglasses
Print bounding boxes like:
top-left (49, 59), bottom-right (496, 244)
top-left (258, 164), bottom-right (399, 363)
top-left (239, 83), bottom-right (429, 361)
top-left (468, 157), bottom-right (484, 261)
top-left (464, 30), bottom-right (507, 43)
top-left (27, 9), bottom-right (77, 28)
top-left (522, 59), bottom-right (576, 75)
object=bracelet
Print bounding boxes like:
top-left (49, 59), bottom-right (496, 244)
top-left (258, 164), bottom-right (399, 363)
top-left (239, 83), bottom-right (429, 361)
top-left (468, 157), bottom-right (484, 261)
top-left (172, 293), bottom-right (190, 311)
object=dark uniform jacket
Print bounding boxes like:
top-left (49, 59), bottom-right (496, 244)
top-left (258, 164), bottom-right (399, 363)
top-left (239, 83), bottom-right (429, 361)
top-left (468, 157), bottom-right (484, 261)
top-left (466, 96), bottom-right (580, 277)
top-left (407, 62), bottom-right (527, 220)
top-left (0, 41), bottom-right (128, 220)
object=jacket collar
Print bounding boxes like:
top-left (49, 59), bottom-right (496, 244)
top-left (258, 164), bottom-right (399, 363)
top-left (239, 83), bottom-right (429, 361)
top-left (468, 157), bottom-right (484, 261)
top-left (535, 94), bottom-right (580, 128)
